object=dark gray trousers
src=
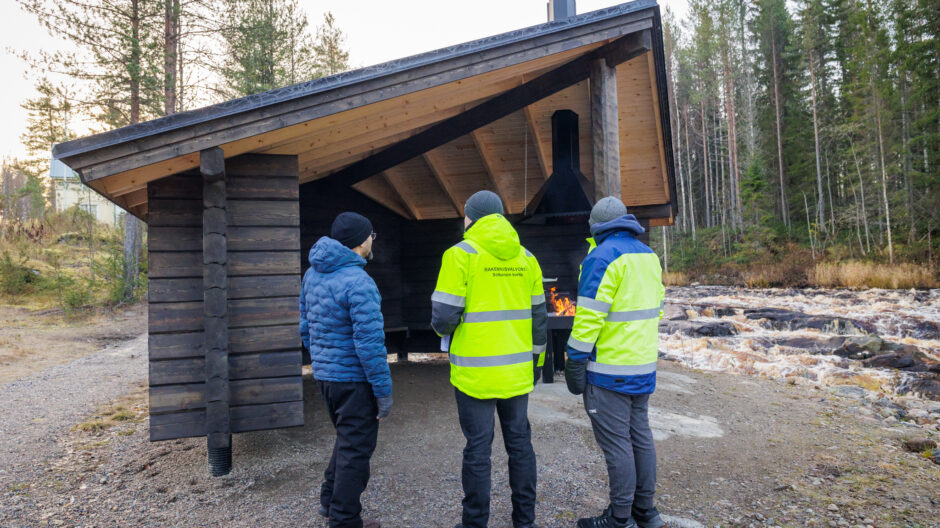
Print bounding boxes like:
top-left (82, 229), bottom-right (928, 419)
top-left (455, 388), bottom-right (537, 528)
top-left (583, 384), bottom-right (658, 521)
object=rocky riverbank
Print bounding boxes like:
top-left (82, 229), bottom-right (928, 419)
top-left (660, 286), bottom-right (940, 432)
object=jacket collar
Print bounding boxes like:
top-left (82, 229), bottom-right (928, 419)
top-left (590, 214), bottom-right (645, 245)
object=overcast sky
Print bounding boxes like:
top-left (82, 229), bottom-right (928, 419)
top-left (0, 0), bottom-right (688, 163)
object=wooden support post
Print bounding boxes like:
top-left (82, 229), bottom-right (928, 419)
top-left (201, 147), bottom-right (231, 477)
top-left (590, 58), bottom-right (621, 202)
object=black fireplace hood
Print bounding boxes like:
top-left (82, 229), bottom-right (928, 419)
top-left (522, 110), bottom-right (594, 224)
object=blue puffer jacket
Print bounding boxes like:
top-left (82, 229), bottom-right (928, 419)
top-left (299, 237), bottom-right (392, 398)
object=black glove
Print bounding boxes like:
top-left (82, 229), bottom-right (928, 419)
top-left (376, 396), bottom-right (393, 419)
top-left (533, 363), bottom-right (542, 385)
top-left (565, 358), bottom-right (587, 395)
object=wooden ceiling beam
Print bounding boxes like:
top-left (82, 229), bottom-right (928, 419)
top-left (522, 105), bottom-right (551, 180)
top-left (382, 168), bottom-right (423, 220)
top-left (123, 187), bottom-right (148, 208)
top-left (352, 176), bottom-right (413, 219)
top-left (469, 129), bottom-right (512, 207)
top-left (422, 150), bottom-right (464, 216)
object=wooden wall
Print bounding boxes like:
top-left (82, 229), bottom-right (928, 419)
top-left (147, 154), bottom-right (303, 442)
top-left (300, 179), bottom-right (406, 329)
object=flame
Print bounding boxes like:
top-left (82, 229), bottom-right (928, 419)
top-left (548, 287), bottom-right (577, 316)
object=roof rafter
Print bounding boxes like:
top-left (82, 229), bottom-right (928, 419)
top-left (422, 151), bottom-right (464, 215)
top-left (469, 129), bottom-right (512, 207)
top-left (523, 105), bottom-right (551, 180)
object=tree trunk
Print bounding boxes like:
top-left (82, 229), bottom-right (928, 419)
top-left (771, 25), bottom-right (788, 227)
top-left (875, 99), bottom-right (894, 264)
top-left (123, 0), bottom-right (143, 302)
top-left (720, 30), bottom-right (742, 229)
top-left (701, 96), bottom-right (711, 229)
top-left (850, 142), bottom-right (871, 253)
top-left (808, 48), bottom-right (826, 231)
top-left (683, 105), bottom-right (696, 240)
top-left (164, 0), bottom-right (179, 116)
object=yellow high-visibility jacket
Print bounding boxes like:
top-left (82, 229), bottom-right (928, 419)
top-left (431, 214), bottom-right (548, 399)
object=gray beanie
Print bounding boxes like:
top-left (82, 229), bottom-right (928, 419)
top-left (464, 190), bottom-right (504, 221)
top-left (589, 196), bottom-right (627, 226)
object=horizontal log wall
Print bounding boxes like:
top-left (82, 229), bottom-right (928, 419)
top-left (148, 154), bottom-right (303, 442)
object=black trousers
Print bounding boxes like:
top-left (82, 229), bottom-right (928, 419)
top-left (318, 380), bottom-right (379, 528)
top-left (455, 388), bottom-right (537, 528)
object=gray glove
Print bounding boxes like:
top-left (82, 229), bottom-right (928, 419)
top-left (533, 363), bottom-right (542, 385)
top-left (564, 358), bottom-right (587, 395)
top-left (376, 396), bottom-right (393, 419)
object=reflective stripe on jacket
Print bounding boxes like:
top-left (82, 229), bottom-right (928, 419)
top-left (430, 214), bottom-right (548, 399)
top-left (567, 215), bottom-right (664, 395)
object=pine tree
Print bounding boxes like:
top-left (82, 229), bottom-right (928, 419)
top-left (313, 12), bottom-right (350, 77)
top-left (218, 0), bottom-right (318, 98)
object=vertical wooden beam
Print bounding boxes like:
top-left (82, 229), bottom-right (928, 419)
top-left (647, 51), bottom-right (670, 201)
top-left (590, 58), bottom-right (621, 201)
top-left (201, 147), bottom-right (231, 477)
top-left (469, 129), bottom-right (511, 208)
top-left (422, 150), bottom-right (463, 215)
top-left (522, 105), bottom-right (551, 181)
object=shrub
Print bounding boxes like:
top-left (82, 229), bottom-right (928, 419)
top-left (663, 271), bottom-right (689, 286)
top-left (0, 250), bottom-right (34, 300)
top-left (63, 280), bottom-right (93, 312)
top-left (810, 261), bottom-right (938, 289)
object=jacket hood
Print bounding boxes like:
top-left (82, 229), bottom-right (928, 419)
top-left (464, 214), bottom-right (521, 261)
top-left (590, 214), bottom-right (645, 244)
top-left (309, 236), bottom-right (367, 273)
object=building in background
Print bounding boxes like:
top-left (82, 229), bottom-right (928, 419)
top-left (50, 157), bottom-right (125, 226)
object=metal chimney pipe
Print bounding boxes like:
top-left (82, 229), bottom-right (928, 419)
top-left (547, 0), bottom-right (576, 22)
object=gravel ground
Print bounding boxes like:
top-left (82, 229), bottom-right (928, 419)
top-left (0, 333), bottom-right (147, 494)
top-left (2, 352), bottom-right (938, 527)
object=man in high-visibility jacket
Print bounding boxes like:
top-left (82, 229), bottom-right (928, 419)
top-left (431, 190), bottom-right (548, 528)
top-left (565, 197), bottom-right (666, 528)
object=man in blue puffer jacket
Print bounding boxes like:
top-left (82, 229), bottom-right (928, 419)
top-left (300, 211), bottom-right (392, 528)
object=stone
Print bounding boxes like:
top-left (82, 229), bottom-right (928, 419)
top-left (743, 308), bottom-right (876, 335)
top-left (833, 386), bottom-right (868, 399)
top-left (659, 319), bottom-right (737, 337)
top-left (901, 438), bottom-right (937, 453)
top-left (827, 504), bottom-right (839, 512)
top-left (663, 304), bottom-right (688, 321)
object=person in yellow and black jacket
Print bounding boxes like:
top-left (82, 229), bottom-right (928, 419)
top-left (566, 197), bottom-right (667, 528)
top-left (430, 190), bottom-right (548, 528)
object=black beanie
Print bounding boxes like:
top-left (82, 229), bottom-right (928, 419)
top-left (331, 212), bottom-right (373, 249)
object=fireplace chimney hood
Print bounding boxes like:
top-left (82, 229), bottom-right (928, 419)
top-left (523, 110), bottom-right (594, 223)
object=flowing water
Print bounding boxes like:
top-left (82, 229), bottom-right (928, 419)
top-left (660, 287), bottom-right (940, 414)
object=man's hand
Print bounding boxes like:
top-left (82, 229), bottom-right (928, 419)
top-left (533, 363), bottom-right (542, 385)
top-left (376, 396), bottom-right (393, 420)
top-left (564, 358), bottom-right (587, 395)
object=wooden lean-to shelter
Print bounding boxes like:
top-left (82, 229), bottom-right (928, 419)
top-left (52, 0), bottom-right (677, 474)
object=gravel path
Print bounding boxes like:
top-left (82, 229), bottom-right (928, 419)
top-left (0, 334), bottom-right (146, 490)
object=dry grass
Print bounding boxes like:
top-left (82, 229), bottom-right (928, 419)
top-left (663, 271), bottom-right (689, 286)
top-left (811, 261), bottom-right (938, 290)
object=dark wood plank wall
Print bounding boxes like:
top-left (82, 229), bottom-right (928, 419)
top-left (223, 155), bottom-right (303, 434)
top-left (400, 219), bottom-right (464, 329)
top-left (300, 183), bottom-right (595, 353)
top-left (299, 180), bottom-right (405, 328)
top-left (148, 154), bottom-right (303, 442)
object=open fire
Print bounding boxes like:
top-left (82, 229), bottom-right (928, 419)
top-left (548, 287), bottom-right (577, 316)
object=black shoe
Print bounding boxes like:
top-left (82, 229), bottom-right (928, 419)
top-left (577, 507), bottom-right (636, 528)
top-left (318, 505), bottom-right (329, 518)
top-left (634, 514), bottom-right (665, 528)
